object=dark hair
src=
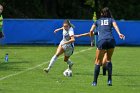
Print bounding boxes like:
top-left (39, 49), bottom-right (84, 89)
top-left (100, 7), bottom-right (113, 18)
top-left (63, 19), bottom-right (75, 28)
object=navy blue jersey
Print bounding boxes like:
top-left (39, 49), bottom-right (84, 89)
top-left (95, 18), bottom-right (115, 41)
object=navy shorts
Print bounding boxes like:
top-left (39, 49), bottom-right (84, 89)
top-left (97, 39), bottom-right (116, 50)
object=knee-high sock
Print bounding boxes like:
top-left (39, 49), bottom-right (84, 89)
top-left (106, 62), bottom-right (112, 81)
top-left (93, 65), bottom-right (100, 82)
top-left (48, 55), bottom-right (57, 69)
top-left (102, 66), bottom-right (106, 75)
top-left (67, 59), bottom-right (73, 65)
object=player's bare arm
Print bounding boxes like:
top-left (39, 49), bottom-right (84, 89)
top-left (90, 24), bottom-right (96, 37)
top-left (113, 22), bottom-right (125, 39)
top-left (74, 33), bottom-right (89, 37)
top-left (54, 27), bottom-right (63, 33)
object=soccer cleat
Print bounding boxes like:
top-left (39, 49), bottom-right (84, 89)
top-left (68, 63), bottom-right (73, 70)
top-left (108, 80), bottom-right (112, 86)
top-left (92, 81), bottom-right (97, 86)
top-left (43, 68), bottom-right (50, 73)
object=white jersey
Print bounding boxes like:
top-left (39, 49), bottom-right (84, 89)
top-left (62, 27), bottom-right (74, 41)
top-left (60, 27), bottom-right (74, 56)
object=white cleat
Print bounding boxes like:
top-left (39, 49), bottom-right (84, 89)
top-left (43, 68), bottom-right (50, 73)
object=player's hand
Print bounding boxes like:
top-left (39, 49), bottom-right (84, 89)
top-left (119, 33), bottom-right (125, 40)
top-left (54, 30), bottom-right (57, 33)
top-left (54, 27), bottom-right (63, 33)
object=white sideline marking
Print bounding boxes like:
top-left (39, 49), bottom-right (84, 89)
top-left (0, 47), bottom-right (92, 81)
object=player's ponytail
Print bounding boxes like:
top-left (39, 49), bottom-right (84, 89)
top-left (63, 19), bottom-right (75, 28)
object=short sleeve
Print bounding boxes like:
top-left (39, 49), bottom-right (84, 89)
top-left (69, 27), bottom-right (74, 36)
top-left (111, 18), bottom-right (115, 23)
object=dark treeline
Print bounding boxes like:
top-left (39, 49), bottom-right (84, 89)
top-left (0, 0), bottom-right (139, 20)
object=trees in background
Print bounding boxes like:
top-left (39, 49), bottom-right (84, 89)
top-left (0, 0), bottom-right (139, 20)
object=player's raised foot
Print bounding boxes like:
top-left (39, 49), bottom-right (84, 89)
top-left (107, 80), bottom-right (112, 86)
top-left (43, 68), bottom-right (50, 73)
top-left (68, 63), bottom-right (73, 70)
top-left (92, 81), bottom-right (97, 86)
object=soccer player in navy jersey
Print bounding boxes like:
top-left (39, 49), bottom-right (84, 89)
top-left (75, 32), bottom-right (107, 76)
top-left (89, 7), bottom-right (125, 86)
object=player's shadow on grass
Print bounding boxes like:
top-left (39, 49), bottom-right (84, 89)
top-left (113, 74), bottom-right (140, 76)
top-left (75, 72), bottom-right (140, 77)
top-left (123, 84), bottom-right (140, 87)
top-left (0, 61), bottom-right (29, 71)
top-left (74, 72), bottom-right (93, 76)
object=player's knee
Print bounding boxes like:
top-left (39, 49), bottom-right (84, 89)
top-left (102, 62), bottom-right (106, 66)
top-left (95, 59), bottom-right (102, 65)
top-left (64, 59), bottom-right (68, 62)
top-left (55, 54), bottom-right (59, 57)
top-left (107, 58), bottom-right (111, 62)
top-left (55, 52), bottom-right (61, 57)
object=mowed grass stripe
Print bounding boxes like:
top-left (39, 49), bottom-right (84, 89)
top-left (0, 47), bottom-right (92, 81)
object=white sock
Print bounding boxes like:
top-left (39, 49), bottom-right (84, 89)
top-left (48, 55), bottom-right (57, 69)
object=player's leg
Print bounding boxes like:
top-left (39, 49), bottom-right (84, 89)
top-left (64, 48), bottom-right (74, 70)
top-left (44, 45), bottom-right (64, 73)
top-left (102, 52), bottom-right (107, 76)
top-left (105, 39), bottom-right (116, 86)
top-left (92, 49), bottom-right (106, 86)
top-left (106, 48), bottom-right (114, 86)
top-left (64, 56), bottom-right (73, 70)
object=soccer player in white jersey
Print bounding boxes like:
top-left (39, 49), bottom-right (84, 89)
top-left (44, 20), bottom-right (75, 73)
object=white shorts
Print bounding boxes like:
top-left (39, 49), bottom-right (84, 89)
top-left (60, 41), bottom-right (74, 56)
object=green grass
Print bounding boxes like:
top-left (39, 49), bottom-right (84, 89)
top-left (0, 45), bottom-right (140, 93)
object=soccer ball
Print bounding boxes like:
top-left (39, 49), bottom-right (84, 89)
top-left (63, 69), bottom-right (72, 77)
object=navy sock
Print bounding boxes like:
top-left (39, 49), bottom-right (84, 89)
top-left (93, 65), bottom-right (100, 83)
top-left (106, 62), bottom-right (112, 81)
top-left (102, 66), bottom-right (106, 75)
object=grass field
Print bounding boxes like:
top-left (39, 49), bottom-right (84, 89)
top-left (0, 45), bottom-right (140, 93)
